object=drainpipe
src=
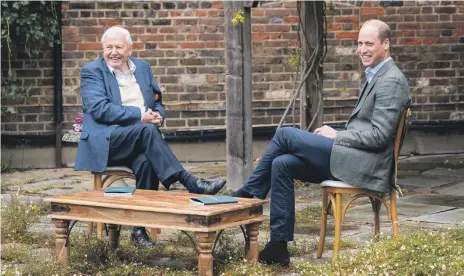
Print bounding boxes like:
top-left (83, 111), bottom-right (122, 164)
top-left (54, 1), bottom-right (63, 168)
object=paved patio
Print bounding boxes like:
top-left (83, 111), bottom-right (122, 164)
top-left (1, 154), bottom-right (463, 265)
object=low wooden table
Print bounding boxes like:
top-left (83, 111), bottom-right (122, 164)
top-left (45, 190), bottom-right (267, 276)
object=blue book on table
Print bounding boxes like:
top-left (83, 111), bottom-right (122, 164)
top-left (104, 186), bottom-right (135, 197)
top-left (190, 195), bottom-right (238, 205)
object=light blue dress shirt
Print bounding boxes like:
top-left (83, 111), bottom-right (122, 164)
top-left (365, 56), bottom-right (392, 83)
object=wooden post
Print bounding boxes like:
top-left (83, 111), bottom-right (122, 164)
top-left (299, 2), bottom-right (324, 131)
top-left (196, 232), bottom-right (216, 276)
top-left (53, 219), bottom-right (70, 265)
top-left (225, 1), bottom-right (253, 191)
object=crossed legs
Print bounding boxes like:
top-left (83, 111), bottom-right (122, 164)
top-left (234, 127), bottom-right (335, 264)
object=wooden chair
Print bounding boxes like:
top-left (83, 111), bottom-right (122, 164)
top-left (89, 166), bottom-right (161, 241)
top-left (317, 108), bottom-right (411, 261)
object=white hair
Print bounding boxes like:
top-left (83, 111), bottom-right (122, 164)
top-left (101, 26), bottom-right (133, 46)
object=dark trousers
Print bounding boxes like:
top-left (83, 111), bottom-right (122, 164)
top-left (107, 123), bottom-right (184, 190)
top-left (241, 127), bottom-right (335, 241)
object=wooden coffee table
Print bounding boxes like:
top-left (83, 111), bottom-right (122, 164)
top-left (45, 190), bottom-right (267, 276)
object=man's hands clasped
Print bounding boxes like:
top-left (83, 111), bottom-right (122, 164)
top-left (141, 108), bottom-right (163, 127)
top-left (314, 125), bottom-right (338, 139)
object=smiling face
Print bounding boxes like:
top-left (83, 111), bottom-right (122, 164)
top-left (102, 32), bottom-right (132, 72)
top-left (357, 24), bottom-right (390, 68)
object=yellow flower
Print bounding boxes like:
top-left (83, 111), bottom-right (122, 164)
top-left (232, 10), bottom-right (245, 24)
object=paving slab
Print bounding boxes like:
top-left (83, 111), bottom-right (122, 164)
top-left (9, 177), bottom-right (92, 195)
top-left (1, 168), bottom-right (90, 185)
top-left (422, 167), bottom-right (464, 178)
top-left (408, 208), bottom-right (464, 225)
top-left (344, 202), bottom-right (455, 223)
top-left (0, 193), bottom-right (44, 205)
top-left (398, 153), bottom-right (464, 171)
top-left (435, 182), bottom-right (464, 196)
top-left (400, 194), bottom-right (464, 208)
top-left (396, 174), bottom-right (458, 190)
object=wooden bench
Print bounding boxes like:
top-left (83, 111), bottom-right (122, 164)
top-left (46, 190), bottom-right (267, 276)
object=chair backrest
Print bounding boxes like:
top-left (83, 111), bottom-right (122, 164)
top-left (392, 108), bottom-right (411, 194)
top-left (393, 108), bottom-right (411, 164)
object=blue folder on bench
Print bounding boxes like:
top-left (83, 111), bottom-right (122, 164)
top-left (190, 195), bottom-right (238, 205)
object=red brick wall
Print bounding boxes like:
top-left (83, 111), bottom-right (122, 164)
top-left (1, 0), bottom-right (463, 136)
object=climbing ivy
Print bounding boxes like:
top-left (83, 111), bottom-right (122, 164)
top-left (1, 1), bottom-right (60, 116)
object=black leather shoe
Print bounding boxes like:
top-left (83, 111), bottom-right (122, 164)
top-left (231, 188), bottom-right (254, 198)
top-left (258, 241), bottom-right (290, 266)
top-left (131, 228), bottom-right (155, 247)
top-left (195, 179), bottom-right (226, 195)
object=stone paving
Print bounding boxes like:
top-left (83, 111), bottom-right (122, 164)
top-left (1, 155), bottom-right (463, 266)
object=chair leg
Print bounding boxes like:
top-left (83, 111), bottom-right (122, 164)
top-left (332, 193), bottom-right (342, 261)
top-left (88, 222), bottom-right (94, 235)
top-left (92, 174), bottom-right (104, 239)
top-left (391, 190), bottom-right (400, 239)
top-left (373, 198), bottom-right (381, 241)
top-left (88, 174), bottom-right (103, 236)
top-left (150, 228), bottom-right (161, 241)
top-left (94, 174), bottom-right (103, 189)
top-left (317, 189), bottom-right (329, 258)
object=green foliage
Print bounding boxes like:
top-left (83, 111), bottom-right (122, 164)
top-left (0, 194), bottom-right (42, 242)
top-left (324, 239), bottom-right (359, 250)
top-left (1, 162), bottom-right (14, 173)
top-left (295, 204), bottom-right (322, 225)
top-left (296, 228), bottom-right (464, 275)
top-left (1, 1), bottom-right (60, 57)
top-left (1, 180), bottom-right (16, 192)
top-left (1, 1), bottom-right (60, 110)
top-left (288, 237), bottom-right (317, 257)
top-left (287, 48), bottom-right (302, 70)
top-left (1, 243), bottom-right (30, 262)
top-left (9, 261), bottom-right (70, 276)
top-left (69, 234), bottom-right (116, 273)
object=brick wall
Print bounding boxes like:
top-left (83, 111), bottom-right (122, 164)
top-left (1, 45), bottom-right (56, 134)
top-left (1, 0), bottom-right (463, 137)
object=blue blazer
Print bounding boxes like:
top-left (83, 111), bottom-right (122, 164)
top-left (75, 57), bottom-right (165, 172)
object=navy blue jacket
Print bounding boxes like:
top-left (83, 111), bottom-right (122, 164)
top-left (75, 57), bottom-right (165, 172)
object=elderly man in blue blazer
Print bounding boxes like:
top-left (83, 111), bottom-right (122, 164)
top-left (75, 26), bottom-right (226, 246)
top-left (232, 19), bottom-right (411, 265)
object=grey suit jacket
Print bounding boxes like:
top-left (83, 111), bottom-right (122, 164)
top-left (330, 59), bottom-right (411, 193)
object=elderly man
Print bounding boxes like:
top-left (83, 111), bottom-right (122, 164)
top-left (232, 19), bottom-right (411, 265)
top-left (75, 26), bottom-right (226, 246)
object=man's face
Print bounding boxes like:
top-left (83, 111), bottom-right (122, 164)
top-left (102, 32), bottom-right (132, 71)
top-left (357, 25), bottom-right (389, 68)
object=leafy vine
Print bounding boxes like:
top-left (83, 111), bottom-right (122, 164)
top-left (1, 1), bottom-right (60, 115)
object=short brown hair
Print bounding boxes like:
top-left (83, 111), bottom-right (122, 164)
top-left (363, 19), bottom-right (391, 42)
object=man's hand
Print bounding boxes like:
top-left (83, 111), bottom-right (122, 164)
top-left (141, 110), bottom-right (156, 124)
top-left (151, 111), bottom-right (163, 127)
top-left (314, 125), bottom-right (338, 139)
top-left (141, 109), bottom-right (163, 127)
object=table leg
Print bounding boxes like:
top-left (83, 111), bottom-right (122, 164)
top-left (53, 219), bottom-right (70, 266)
top-left (245, 222), bottom-right (261, 262)
top-left (196, 232), bottom-right (216, 276)
top-left (108, 224), bottom-right (120, 249)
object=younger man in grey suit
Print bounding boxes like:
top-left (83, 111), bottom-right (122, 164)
top-left (75, 27), bottom-right (226, 247)
top-left (232, 19), bottom-right (411, 265)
